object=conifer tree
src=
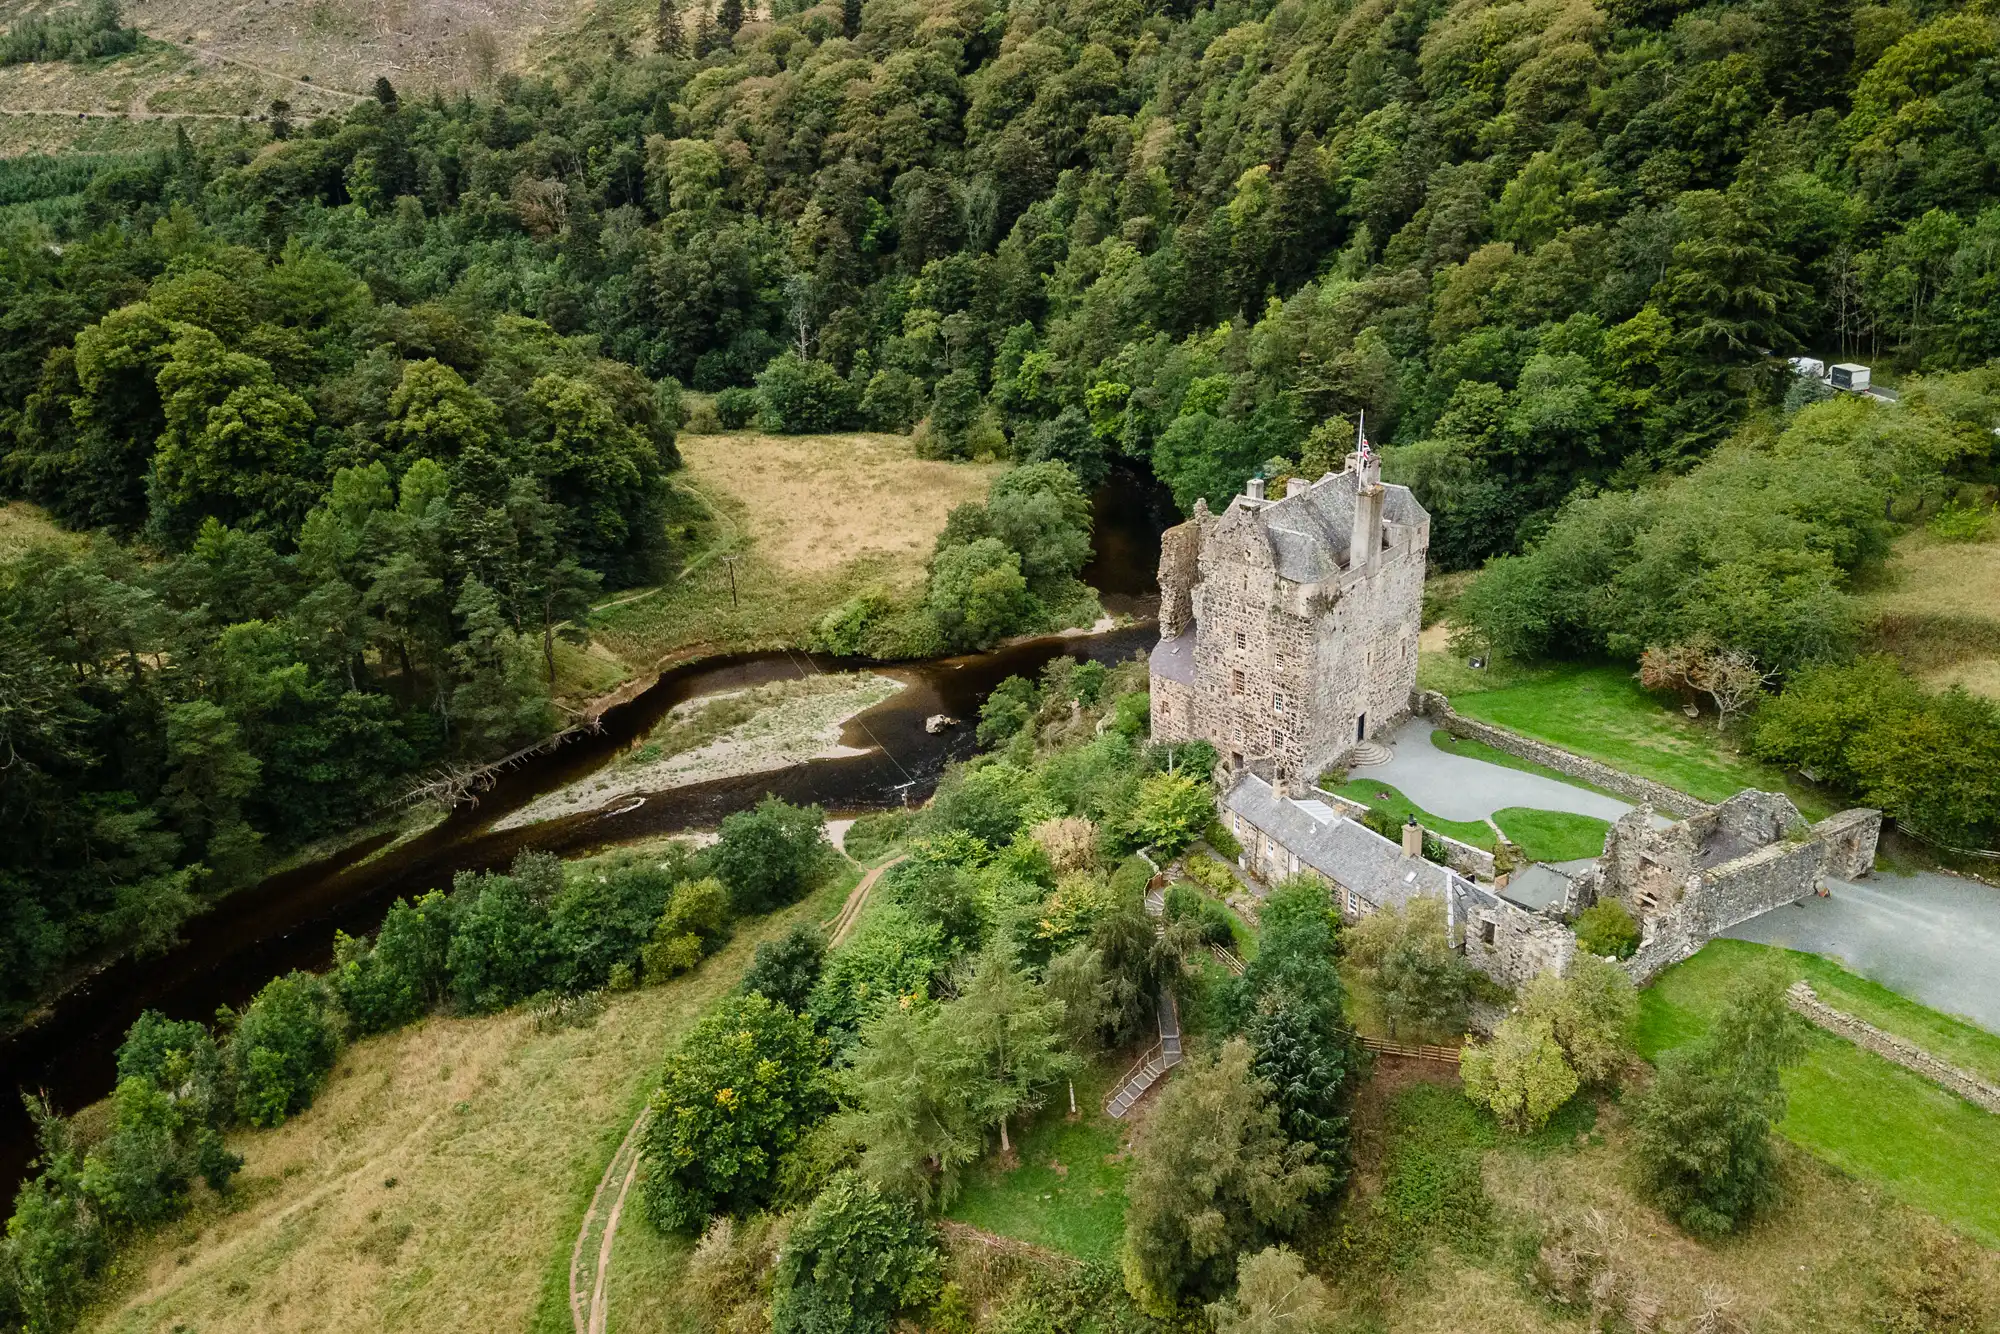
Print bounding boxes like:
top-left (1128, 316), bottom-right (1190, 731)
top-left (655, 0), bottom-right (683, 56)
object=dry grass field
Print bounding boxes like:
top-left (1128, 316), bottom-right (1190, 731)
top-left (1858, 527), bottom-right (2000, 699)
top-left (577, 432), bottom-right (997, 691)
top-left (0, 498), bottom-right (81, 556)
top-left (678, 432), bottom-right (999, 586)
top-left (78, 851), bottom-right (851, 1334)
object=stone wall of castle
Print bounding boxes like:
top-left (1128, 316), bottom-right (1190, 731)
top-left (1788, 982), bottom-right (2000, 1113)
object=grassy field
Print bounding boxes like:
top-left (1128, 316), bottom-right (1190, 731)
top-left (1639, 940), bottom-right (2000, 1246)
top-left (578, 432), bottom-right (999, 694)
top-left (1330, 779), bottom-right (1611, 863)
top-left (0, 498), bottom-right (82, 556)
top-left (946, 1061), bottom-right (1132, 1261)
top-left (1856, 525), bottom-right (2000, 700)
top-left (81, 842), bottom-right (857, 1334)
top-left (1421, 658), bottom-right (1832, 817)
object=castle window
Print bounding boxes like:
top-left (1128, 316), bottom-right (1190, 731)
top-left (1272, 692), bottom-right (1286, 714)
top-left (1234, 630), bottom-right (1247, 650)
top-left (1481, 920), bottom-right (1496, 946)
top-left (1231, 669), bottom-right (1245, 695)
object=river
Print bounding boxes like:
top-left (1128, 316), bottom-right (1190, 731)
top-left (0, 469), bottom-right (1175, 1199)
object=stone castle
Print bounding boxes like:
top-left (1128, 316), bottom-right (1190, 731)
top-left (1148, 447), bottom-right (1428, 789)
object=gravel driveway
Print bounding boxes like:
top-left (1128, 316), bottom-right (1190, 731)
top-left (1724, 871), bottom-right (2000, 1033)
top-left (1364, 718), bottom-right (1641, 825)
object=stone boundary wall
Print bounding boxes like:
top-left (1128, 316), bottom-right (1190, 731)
top-left (1787, 982), bottom-right (2000, 1114)
top-left (1412, 690), bottom-right (1713, 820)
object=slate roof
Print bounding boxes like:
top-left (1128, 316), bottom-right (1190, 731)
top-left (1223, 774), bottom-right (1468, 912)
top-left (1149, 628), bottom-right (1197, 686)
top-left (1237, 467), bottom-right (1427, 585)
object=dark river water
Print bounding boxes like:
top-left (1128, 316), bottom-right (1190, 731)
top-left (0, 469), bottom-right (1174, 1198)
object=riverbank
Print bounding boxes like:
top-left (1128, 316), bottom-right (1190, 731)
top-left (72, 842), bottom-right (858, 1334)
top-left (495, 672), bottom-right (907, 831)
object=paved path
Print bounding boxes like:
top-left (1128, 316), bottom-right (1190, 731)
top-left (1361, 718), bottom-right (1640, 826)
top-left (1725, 871), bottom-right (2000, 1034)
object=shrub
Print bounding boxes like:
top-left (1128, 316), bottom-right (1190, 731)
top-left (757, 352), bottom-right (856, 432)
top-left (550, 864), bottom-right (675, 991)
top-left (333, 889), bottom-right (454, 1032)
top-left (641, 876), bottom-right (731, 979)
top-left (1461, 1015), bottom-right (1579, 1132)
top-left (1128, 771), bottom-right (1212, 855)
top-left (975, 674), bottom-right (1039, 748)
top-left (770, 1172), bottom-right (941, 1334)
top-left (742, 923), bottom-right (827, 1012)
top-left (1521, 956), bottom-right (1637, 1086)
top-left (815, 587), bottom-right (896, 657)
top-left (715, 386), bottom-right (760, 428)
top-left (228, 972), bottom-right (342, 1128)
top-left (639, 993), bottom-right (830, 1231)
top-left (446, 865), bottom-right (557, 1013)
top-left (925, 761), bottom-right (1030, 846)
top-left (710, 797), bottom-right (829, 913)
top-left (860, 367), bottom-right (925, 431)
top-left (1203, 818), bottom-right (1243, 860)
top-left (925, 539), bottom-right (1037, 651)
top-left (1928, 498), bottom-right (1994, 542)
top-left (1572, 899), bottom-right (1640, 959)
top-left (842, 809), bottom-right (914, 863)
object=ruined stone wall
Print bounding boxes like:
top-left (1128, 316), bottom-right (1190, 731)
top-left (1414, 691), bottom-right (1713, 819)
top-left (1156, 509), bottom-right (1208, 639)
top-left (1788, 982), bottom-right (2000, 1113)
top-left (1695, 839), bottom-right (1825, 934)
top-left (1812, 808), bottom-right (1884, 879)
top-left (1713, 790), bottom-right (1807, 844)
top-left (1463, 898), bottom-right (1577, 988)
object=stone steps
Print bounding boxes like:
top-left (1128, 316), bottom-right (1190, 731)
top-left (1349, 740), bottom-right (1393, 767)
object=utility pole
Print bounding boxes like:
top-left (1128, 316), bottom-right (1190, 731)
top-left (722, 553), bottom-right (739, 607)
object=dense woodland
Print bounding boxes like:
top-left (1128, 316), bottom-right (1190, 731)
top-left (3, 0), bottom-right (2000, 1110)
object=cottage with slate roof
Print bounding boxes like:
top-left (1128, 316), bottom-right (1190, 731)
top-left (1149, 444), bottom-right (1428, 793)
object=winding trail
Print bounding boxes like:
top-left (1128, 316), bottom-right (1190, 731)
top-left (567, 852), bottom-right (904, 1333)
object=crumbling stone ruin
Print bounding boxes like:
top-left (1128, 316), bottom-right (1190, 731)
top-left (1149, 448), bottom-right (1429, 791)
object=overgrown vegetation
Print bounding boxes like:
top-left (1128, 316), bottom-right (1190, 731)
top-left (0, 800), bottom-right (835, 1331)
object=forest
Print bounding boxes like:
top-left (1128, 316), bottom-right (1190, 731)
top-left (5, 0), bottom-right (2000, 1039)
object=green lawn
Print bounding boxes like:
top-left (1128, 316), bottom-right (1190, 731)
top-left (1332, 779), bottom-right (1495, 849)
top-left (1332, 781), bottom-right (1612, 864)
top-left (1640, 941), bottom-right (2000, 1245)
top-left (945, 1062), bottom-right (1131, 1260)
top-left (1491, 808), bottom-right (1612, 863)
top-left (1431, 661), bottom-right (1832, 817)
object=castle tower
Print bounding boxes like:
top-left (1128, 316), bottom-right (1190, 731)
top-left (1147, 438), bottom-right (1428, 785)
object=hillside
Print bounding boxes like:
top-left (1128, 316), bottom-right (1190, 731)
top-left (1859, 525), bottom-right (2000, 700)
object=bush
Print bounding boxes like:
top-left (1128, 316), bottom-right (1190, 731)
top-left (639, 993), bottom-right (830, 1231)
top-left (860, 367), bottom-right (925, 431)
top-left (1461, 1015), bottom-right (1578, 1132)
top-left (228, 972), bottom-right (342, 1128)
top-left (925, 539), bottom-right (1037, 651)
top-left (1928, 498), bottom-right (1995, 542)
top-left (1128, 771), bottom-right (1211, 855)
top-left (770, 1171), bottom-right (941, 1334)
top-left (710, 797), bottom-right (829, 913)
top-left (446, 862), bottom-right (557, 1013)
top-left (641, 876), bottom-right (731, 980)
top-left (550, 864), bottom-right (675, 991)
top-left (333, 889), bottom-right (454, 1033)
top-left (742, 923), bottom-right (827, 1012)
top-left (1572, 899), bottom-right (1640, 959)
top-left (843, 808), bottom-right (914, 863)
top-left (1203, 818), bottom-right (1243, 860)
top-left (757, 352), bottom-right (856, 432)
top-left (715, 386), bottom-right (760, 428)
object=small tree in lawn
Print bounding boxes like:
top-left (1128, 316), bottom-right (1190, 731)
top-left (944, 946), bottom-right (1077, 1154)
top-left (1129, 770), bottom-right (1212, 855)
top-left (1206, 1245), bottom-right (1335, 1334)
top-left (1633, 962), bottom-right (1806, 1238)
top-left (1043, 944), bottom-right (1111, 1114)
top-left (1461, 1014), bottom-right (1578, 1132)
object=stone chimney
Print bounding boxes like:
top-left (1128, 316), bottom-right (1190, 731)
top-left (1246, 476), bottom-right (1266, 501)
top-left (1350, 461), bottom-right (1384, 572)
top-left (1402, 818), bottom-right (1423, 859)
top-left (1286, 477), bottom-right (1309, 498)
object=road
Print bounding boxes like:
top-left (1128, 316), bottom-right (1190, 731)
top-left (1725, 870), bottom-right (2000, 1032)
top-left (1363, 718), bottom-right (1642, 825)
